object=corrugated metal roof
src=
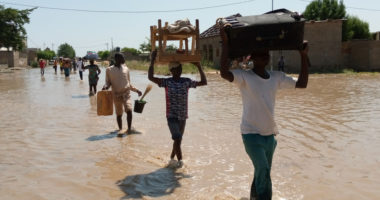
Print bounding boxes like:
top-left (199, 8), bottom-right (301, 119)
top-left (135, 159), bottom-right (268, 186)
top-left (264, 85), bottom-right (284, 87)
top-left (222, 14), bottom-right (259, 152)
top-left (200, 13), bottom-right (242, 39)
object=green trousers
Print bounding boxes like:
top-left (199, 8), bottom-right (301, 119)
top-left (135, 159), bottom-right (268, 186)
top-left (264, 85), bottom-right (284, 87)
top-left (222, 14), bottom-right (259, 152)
top-left (242, 134), bottom-right (277, 200)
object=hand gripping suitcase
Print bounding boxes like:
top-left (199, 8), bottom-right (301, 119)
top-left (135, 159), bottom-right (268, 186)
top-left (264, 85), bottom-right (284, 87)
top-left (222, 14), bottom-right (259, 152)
top-left (219, 9), bottom-right (305, 59)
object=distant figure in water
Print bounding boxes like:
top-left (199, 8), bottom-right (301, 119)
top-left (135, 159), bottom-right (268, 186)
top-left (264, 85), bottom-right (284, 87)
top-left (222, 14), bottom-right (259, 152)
top-left (72, 58), bottom-right (77, 72)
top-left (76, 57), bottom-right (84, 80)
top-left (219, 26), bottom-right (310, 200)
top-left (84, 59), bottom-right (101, 96)
top-left (63, 59), bottom-right (71, 77)
top-left (278, 55), bottom-right (285, 72)
top-left (53, 59), bottom-right (58, 74)
top-left (102, 53), bottom-right (142, 136)
top-left (59, 58), bottom-right (64, 74)
top-left (39, 59), bottom-right (46, 76)
top-left (148, 50), bottom-right (207, 168)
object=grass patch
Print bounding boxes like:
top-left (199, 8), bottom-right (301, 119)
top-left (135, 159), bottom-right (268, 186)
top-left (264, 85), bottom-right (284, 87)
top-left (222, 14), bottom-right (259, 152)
top-left (124, 60), bottom-right (217, 75)
top-left (342, 68), bottom-right (356, 74)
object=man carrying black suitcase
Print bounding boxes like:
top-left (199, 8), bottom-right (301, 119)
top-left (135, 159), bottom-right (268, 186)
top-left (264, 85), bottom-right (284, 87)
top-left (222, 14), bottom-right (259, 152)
top-left (219, 25), bottom-right (309, 200)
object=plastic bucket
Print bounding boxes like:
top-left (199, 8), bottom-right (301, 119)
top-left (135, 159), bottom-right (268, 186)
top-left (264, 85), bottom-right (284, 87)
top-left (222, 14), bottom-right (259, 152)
top-left (134, 100), bottom-right (146, 113)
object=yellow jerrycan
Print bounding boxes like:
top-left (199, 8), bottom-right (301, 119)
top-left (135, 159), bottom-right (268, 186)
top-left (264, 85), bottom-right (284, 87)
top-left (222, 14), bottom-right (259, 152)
top-left (97, 91), bottom-right (113, 116)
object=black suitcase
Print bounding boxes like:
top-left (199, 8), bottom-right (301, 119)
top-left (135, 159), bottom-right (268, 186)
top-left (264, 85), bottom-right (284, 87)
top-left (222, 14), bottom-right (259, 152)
top-left (221, 9), bottom-right (305, 58)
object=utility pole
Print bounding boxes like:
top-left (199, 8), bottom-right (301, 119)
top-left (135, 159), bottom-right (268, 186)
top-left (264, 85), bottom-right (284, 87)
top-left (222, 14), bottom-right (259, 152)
top-left (52, 43), bottom-right (54, 52)
top-left (106, 43), bottom-right (109, 51)
top-left (111, 38), bottom-right (114, 51)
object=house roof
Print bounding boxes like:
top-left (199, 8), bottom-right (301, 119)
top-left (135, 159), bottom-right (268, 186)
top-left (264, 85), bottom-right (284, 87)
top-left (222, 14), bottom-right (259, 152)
top-left (200, 13), bottom-right (242, 39)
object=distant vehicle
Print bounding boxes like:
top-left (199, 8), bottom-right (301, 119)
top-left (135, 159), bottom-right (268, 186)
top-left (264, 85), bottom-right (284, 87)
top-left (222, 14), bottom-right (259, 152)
top-left (48, 59), bottom-right (54, 65)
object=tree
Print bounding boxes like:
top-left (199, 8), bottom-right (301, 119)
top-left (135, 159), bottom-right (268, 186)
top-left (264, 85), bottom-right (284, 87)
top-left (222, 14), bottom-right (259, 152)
top-left (37, 48), bottom-right (56, 60)
top-left (303, 0), bottom-right (346, 21)
top-left (139, 38), bottom-right (152, 52)
top-left (343, 16), bottom-right (371, 41)
top-left (57, 43), bottom-right (75, 58)
top-left (121, 47), bottom-right (141, 55)
top-left (165, 44), bottom-right (178, 52)
top-left (97, 50), bottom-right (110, 60)
top-left (0, 5), bottom-right (34, 51)
top-left (303, 0), bottom-right (371, 41)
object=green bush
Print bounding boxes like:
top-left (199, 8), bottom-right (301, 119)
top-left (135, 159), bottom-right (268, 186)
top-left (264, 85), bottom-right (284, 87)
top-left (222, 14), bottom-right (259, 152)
top-left (122, 47), bottom-right (141, 56)
top-left (30, 61), bottom-right (38, 68)
top-left (37, 49), bottom-right (56, 60)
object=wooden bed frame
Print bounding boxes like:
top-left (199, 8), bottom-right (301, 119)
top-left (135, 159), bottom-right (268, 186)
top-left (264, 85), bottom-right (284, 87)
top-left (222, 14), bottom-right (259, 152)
top-left (150, 19), bottom-right (201, 64)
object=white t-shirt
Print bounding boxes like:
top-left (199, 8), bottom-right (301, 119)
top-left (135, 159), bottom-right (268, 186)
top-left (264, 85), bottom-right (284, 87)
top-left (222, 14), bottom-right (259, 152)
top-left (231, 69), bottom-right (296, 136)
top-left (77, 61), bottom-right (83, 71)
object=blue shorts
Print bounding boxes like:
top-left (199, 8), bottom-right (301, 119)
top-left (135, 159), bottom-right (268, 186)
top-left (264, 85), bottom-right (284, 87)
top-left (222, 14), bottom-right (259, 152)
top-left (167, 118), bottom-right (186, 140)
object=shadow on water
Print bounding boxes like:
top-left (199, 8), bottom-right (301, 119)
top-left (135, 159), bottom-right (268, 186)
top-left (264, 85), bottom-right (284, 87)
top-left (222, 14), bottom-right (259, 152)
top-left (86, 129), bottom-right (143, 141)
top-left (116, 167), bottom-right (191, 199)
top-left (72, 94), bottom-right (89, 99)
top-left (86, 130), bottom-right (119, 141)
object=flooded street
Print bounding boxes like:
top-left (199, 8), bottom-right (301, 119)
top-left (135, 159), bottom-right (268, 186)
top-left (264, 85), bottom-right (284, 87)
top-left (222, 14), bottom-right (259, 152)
top-left (1, 68), bottom-right (380, 200)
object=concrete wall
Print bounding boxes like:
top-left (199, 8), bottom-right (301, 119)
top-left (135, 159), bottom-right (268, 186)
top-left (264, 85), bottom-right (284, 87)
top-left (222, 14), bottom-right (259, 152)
top-left (0, 51), bottom-right (17, 67)
top-left (0, 50), bottom-right (30, 68)
top-left (0, 51), bottom-right (10, 65)
top-left (272, 20), bottom-right (343, 73)
top-left (27, 48), bottom-right (38, 65)
top-left (200, 20), bottom-right (344, 72)
top-left (17, 51), bottom-right (28, 67)
top-left (199, 36), bottom-right (221, 68)
top-left (200, 20), bottom-right (380, 72)
top-left (342, 40), bottom-right (380, 71)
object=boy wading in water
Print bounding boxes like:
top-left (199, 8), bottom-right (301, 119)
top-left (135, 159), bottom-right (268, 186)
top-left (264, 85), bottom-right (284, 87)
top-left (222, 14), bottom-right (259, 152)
top-left (102, 53), bottom-right (142, 136)
top-left (39, 59), bottom-right (46, 76)
top-left (84, 59), bottom-right (101, 96)
top-left (148, 50), bottom-right (207, 167)
top-left (219, 26), bottom-right (309, 200)
top-left (77, 57), bottom-right (84, 80)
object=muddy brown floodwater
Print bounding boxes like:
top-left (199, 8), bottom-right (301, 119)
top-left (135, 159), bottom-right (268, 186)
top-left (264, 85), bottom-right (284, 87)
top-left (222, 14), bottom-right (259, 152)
top-left (0, 68), bottom-right (380, 200)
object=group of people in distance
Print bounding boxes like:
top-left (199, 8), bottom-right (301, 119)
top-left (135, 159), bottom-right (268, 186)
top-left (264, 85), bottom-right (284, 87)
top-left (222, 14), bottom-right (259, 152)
top-left (48, 57), bottom-right (102, 95)
top-left (99, 25), bottom-right (309, 200)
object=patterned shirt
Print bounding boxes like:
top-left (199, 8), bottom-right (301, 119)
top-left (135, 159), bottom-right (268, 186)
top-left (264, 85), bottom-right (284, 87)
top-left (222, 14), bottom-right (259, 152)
top-left (159, 77), bottom-right (197, 120)
top-left (86, 64), bottom-right (100, 85)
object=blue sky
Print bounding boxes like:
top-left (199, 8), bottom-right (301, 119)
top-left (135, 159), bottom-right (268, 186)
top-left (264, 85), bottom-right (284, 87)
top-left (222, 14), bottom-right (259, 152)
top-left (2, 0), bottom-right (380, 56)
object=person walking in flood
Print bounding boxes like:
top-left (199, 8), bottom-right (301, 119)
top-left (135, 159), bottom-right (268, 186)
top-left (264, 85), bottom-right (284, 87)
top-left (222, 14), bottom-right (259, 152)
top-left (102, 53), bottom-right (142, 136)
top-left (219, 26), bottom-right (309, 200)
top-left (148, 50), bottom-right (207, 168)
top-left (77, 57), bottom-right (84, 80)
top-left (278, 56), bottom-right (285, 72)
top-left (84, 59), bottom-right (101, 96)
top-left (59, 57), bottom-right (64, 74)
top-left (53, 59), bottom-right (58, 74)
top-left (63, 58), bottom-right (71, 77)
top-left (39, 59), bottom-right (46, 76)
top-left (72, 58), bottom-right (77, 72)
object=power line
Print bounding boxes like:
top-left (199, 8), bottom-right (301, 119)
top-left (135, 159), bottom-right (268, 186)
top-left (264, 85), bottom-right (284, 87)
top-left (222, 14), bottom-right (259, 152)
top-left (299, 0), bottom-right (380, 12)
top-left (0, 0), bottom-right (256, 13)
